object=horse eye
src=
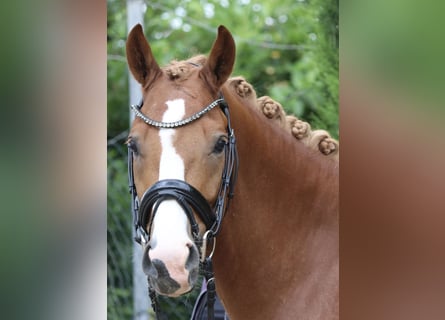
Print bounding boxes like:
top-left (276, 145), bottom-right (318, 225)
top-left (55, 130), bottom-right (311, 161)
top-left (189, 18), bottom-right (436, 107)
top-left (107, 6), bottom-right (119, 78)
top-left (213, 137), bottom-right (227, 154)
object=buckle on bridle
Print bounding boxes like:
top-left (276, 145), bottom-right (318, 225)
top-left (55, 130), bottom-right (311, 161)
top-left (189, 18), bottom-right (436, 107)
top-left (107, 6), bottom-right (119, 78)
top-left (200, 230), bottom-right (217, 262)
top-left (134, 225), bottom-right (149, 246)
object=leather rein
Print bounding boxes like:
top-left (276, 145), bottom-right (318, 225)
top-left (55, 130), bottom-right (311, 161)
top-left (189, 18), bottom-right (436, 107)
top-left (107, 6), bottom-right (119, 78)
top-left (128, 93), bottom-right (238, 320)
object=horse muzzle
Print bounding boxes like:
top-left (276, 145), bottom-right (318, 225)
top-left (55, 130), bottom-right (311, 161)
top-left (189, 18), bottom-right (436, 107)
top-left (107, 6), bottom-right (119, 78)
top-left (142, 237), bottom-right (200, 297)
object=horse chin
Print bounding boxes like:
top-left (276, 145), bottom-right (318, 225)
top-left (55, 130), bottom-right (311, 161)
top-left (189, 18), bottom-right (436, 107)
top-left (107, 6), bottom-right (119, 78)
top-left (149, 267), bottom-right (199, 297)
top-left (144, 253), bottom-right (200, 297)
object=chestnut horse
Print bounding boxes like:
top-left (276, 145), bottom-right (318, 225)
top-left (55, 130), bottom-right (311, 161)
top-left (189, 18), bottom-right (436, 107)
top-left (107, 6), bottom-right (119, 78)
top-left (126, 24), bottom-right (338, 319)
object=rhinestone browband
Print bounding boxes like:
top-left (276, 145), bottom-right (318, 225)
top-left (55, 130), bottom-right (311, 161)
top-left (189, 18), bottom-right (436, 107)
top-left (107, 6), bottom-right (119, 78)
top-left (131, 98), bottom-right (225, 129)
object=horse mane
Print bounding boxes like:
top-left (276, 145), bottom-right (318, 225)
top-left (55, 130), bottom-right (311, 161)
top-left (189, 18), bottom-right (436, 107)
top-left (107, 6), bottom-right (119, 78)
top-left (226, 83), bottom-right (337, 172)
top-left (225, 76), bottom-right (339, 161)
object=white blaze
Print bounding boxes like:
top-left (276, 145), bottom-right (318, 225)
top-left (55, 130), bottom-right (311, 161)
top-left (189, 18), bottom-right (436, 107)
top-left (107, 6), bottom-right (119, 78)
top-left (158, 100), bottom-right (185, 181)
top-left (150, 99), bottom-right (191, 258)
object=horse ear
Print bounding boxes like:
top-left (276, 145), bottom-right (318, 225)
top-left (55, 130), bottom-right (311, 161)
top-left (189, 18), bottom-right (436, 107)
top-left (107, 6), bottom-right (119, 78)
top-left (126, 24), bottom-right (162, 86)
top-left (201, 25), bottom-right (236, 90)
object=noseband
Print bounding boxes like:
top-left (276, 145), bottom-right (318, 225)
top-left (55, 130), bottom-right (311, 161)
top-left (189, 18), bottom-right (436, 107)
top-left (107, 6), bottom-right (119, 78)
top-left (128, 93), bottom-right (238, 320)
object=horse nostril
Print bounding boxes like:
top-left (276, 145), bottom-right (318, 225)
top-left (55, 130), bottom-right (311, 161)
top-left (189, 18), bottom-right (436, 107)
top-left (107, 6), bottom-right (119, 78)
top-left (149, 259), bottom-right (181, 294)
top-left (151, 259), bottom-right (171, 278)
top-left (142, 244), bottom-right (158, 277)
top-left (185, 243), bottom-right (199, 271)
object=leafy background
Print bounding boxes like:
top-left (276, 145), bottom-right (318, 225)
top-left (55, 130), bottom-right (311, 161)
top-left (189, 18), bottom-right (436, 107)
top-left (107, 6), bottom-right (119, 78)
top-left (108, 0), bottom-right (338, 319)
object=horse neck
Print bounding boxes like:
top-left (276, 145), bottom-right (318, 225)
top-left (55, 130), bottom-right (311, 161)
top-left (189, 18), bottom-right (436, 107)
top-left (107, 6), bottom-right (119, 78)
top-left (213, 88), bottom-right (339, 319)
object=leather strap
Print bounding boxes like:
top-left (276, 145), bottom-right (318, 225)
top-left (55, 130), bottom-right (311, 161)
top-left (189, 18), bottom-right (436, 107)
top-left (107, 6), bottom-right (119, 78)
top-left (138, 179), bottom-right (215, 238)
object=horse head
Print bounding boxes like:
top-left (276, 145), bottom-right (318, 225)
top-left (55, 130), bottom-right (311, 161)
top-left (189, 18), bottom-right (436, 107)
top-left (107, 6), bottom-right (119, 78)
top-left (126, 24), bottom-right (236, 297)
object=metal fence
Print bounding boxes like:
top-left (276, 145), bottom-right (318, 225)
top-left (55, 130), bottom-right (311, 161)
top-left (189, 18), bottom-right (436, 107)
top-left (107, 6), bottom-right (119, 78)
top-left (107, 132), bottom-right (201, 320)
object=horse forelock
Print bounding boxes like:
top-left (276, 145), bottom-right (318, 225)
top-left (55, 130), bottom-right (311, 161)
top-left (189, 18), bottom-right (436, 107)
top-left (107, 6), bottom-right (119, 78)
top-left (162, 55), bottom-right (208, 82)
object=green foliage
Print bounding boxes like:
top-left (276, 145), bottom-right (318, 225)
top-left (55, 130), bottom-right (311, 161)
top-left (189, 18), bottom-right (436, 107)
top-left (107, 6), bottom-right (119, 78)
top-left (107, 145), bottom-right (133, 320)
top-left (108, 287), bottom-right (133, 320)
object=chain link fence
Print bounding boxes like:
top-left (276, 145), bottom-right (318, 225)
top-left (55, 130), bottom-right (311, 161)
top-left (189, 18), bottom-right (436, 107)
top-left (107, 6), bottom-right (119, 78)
top-left (107, 132), bottom-right (201, 320)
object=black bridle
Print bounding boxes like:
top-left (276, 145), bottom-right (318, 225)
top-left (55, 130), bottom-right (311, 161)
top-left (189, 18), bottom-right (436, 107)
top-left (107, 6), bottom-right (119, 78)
top-left (128, 94), bottom-right (238, 320)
